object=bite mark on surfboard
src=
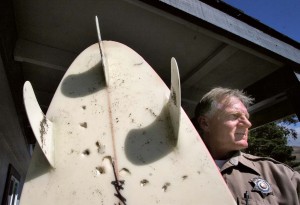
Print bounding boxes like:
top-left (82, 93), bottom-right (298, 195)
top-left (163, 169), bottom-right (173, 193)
top-left (82, 149), bottom-right (90, 156)
top-left (95, 141), bottom-right (106, 154)
top-left (162, 182), bottom-right (171, 192)
top-left (140, 179), bottom-right (149, 187)
top-left (119, 168), bottom-right (131, 176)
top-left (95, 166), bottom-right (105, 175)
top-left (79, 122), bottom-right (87, 128)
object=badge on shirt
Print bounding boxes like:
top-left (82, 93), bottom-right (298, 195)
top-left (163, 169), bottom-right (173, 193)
top-left (250, 177), bottom-right (273, 198)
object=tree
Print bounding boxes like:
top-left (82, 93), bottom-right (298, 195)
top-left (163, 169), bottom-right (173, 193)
top-left (245, 115), bottom-right (299, 167)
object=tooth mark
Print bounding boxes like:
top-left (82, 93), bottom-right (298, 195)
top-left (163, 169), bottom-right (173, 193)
top-left (96, 166), bottom-right (105, 174)
top-left (162, 182), bottom-right (170, 192)
top-left (95, 141), bottom-right (106, 154)
top-left (140, 179), bottom-right (149, 187)
top-left (82, 149), bottom-right (90, 156)
top-left (119, 168), bottom-right (131, 176)
top-left (80, 122), bottom-right (87, 128)
top-left (182, 175), bottom-right (188, 180)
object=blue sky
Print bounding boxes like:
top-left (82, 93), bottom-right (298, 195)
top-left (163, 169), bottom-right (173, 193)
top-left (222, 0), bottom-right (300, 146)
top-left (289, 123), bottom-right (300, 146)
top-left (222, 0), bottom-right (300, 43)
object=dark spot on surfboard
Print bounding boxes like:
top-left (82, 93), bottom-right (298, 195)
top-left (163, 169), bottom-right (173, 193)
top-left (39, 115), bottom-right (48, 148)
top-left (119, 168), bottom-right (131, 176)
top-left (116, 118), bottom-right (119, 123)
top-left (102, 156), bottom-right (113, 164)
top-left (129, 113), bottom-right (131, 117)
top-left (119, 80), bottom-right (125, 86)
top-left (96, 141), bottom-right (106, 154)
top-left (182, 175), bottom-right (188, 180)
top-left (96, 166), bottom-right (105, 174)
top-left (82, 105), bottom-right (86, 110)
top-left (140, 179), bottom-right (149, 187)
top-left (197, 171), bottom-right (201, 175)
top-left (170, 87), bottom-right (177, 106)
top-left (137, 155), bottom-right (145, 163)
top-left (145, 108), bottom-right (157, 117)
top-left (134, 62), bottom-right (143, 66)
top-left (143, 140), bottom-right (151, 146)
top-left (82, 149), bottom-right (90, 156)
top-left (162, 182), bottom-right (170, 192)
top-left (80, 122), bottom-right (87, 128)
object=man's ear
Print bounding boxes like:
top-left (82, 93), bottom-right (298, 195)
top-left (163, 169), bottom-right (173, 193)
top-left (198, 116), bottom-right (209, 132)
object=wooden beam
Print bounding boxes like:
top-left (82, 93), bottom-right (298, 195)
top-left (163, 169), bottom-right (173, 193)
top-left (14, 39), bottom-right (76, 71)
top-left (182, 43), bottom-right (238, 86)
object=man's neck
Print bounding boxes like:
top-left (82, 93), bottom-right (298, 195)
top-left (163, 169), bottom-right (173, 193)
top-left (211, 150), bottom-right (236, 160)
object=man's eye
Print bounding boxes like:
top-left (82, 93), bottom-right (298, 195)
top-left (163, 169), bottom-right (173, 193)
top-left (231, 114), bottom-right (240, 119)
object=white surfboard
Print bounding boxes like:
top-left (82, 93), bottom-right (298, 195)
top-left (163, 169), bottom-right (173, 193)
top-left (20, 22), bottom-right (236, 205)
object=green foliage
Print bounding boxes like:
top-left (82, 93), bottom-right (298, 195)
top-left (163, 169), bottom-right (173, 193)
top-left (245, 117), bottom-right (298, 167)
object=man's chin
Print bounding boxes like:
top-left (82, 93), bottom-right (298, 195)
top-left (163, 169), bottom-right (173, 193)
top-left (236, 141), bottom-right (248, 149)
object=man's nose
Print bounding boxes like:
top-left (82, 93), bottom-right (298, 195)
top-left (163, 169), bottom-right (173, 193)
top-left (240, 116), bottom-right (252, 128)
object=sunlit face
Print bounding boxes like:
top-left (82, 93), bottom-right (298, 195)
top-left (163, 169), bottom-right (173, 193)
top-left (200, 96), bottom-right (252, 159)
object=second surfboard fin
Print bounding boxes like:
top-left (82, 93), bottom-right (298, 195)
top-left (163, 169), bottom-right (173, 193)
top-left (23, 81), bottom-right (55, 167)
top-left (95, 16), bottom-right (109, 86)
top-left (168, 58), bottom-right (181, 141)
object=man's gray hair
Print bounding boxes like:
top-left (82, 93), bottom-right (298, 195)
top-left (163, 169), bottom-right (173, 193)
top-left (193, 87), bottom-right (254, 132)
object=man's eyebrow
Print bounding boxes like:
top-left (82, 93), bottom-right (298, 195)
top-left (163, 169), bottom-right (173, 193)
top-left (227, 110), bottom-right (250, 119)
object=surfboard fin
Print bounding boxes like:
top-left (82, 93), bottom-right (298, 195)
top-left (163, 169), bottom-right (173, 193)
top-left (168, 58), bottom-right (181, 141)
top-left (95, 16), bottom-right (109, 86)
top-left (23, 81), bottom-right (55, 167)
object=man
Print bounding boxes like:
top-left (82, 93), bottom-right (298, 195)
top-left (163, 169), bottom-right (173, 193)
top-left (193, 87), bottom-right (300, 204)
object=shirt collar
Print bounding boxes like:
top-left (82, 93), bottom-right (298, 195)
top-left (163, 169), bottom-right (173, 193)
top-left (220, 151), bottom-right (260, 176)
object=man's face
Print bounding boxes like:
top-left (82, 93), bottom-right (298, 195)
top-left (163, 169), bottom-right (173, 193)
top-left (201, 96), bottom-right (252, 158)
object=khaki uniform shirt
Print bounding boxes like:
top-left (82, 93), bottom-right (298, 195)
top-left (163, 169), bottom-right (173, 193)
top-left (220, 152), bottom-right (300, 205)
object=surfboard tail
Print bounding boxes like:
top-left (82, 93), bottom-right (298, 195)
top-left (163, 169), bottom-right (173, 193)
top-left (168, 58), bottom-right (181, 141)
top-left (23, 81), bottom-right (55, 167)
top-left (95, 16), bottom-right (109, 86)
